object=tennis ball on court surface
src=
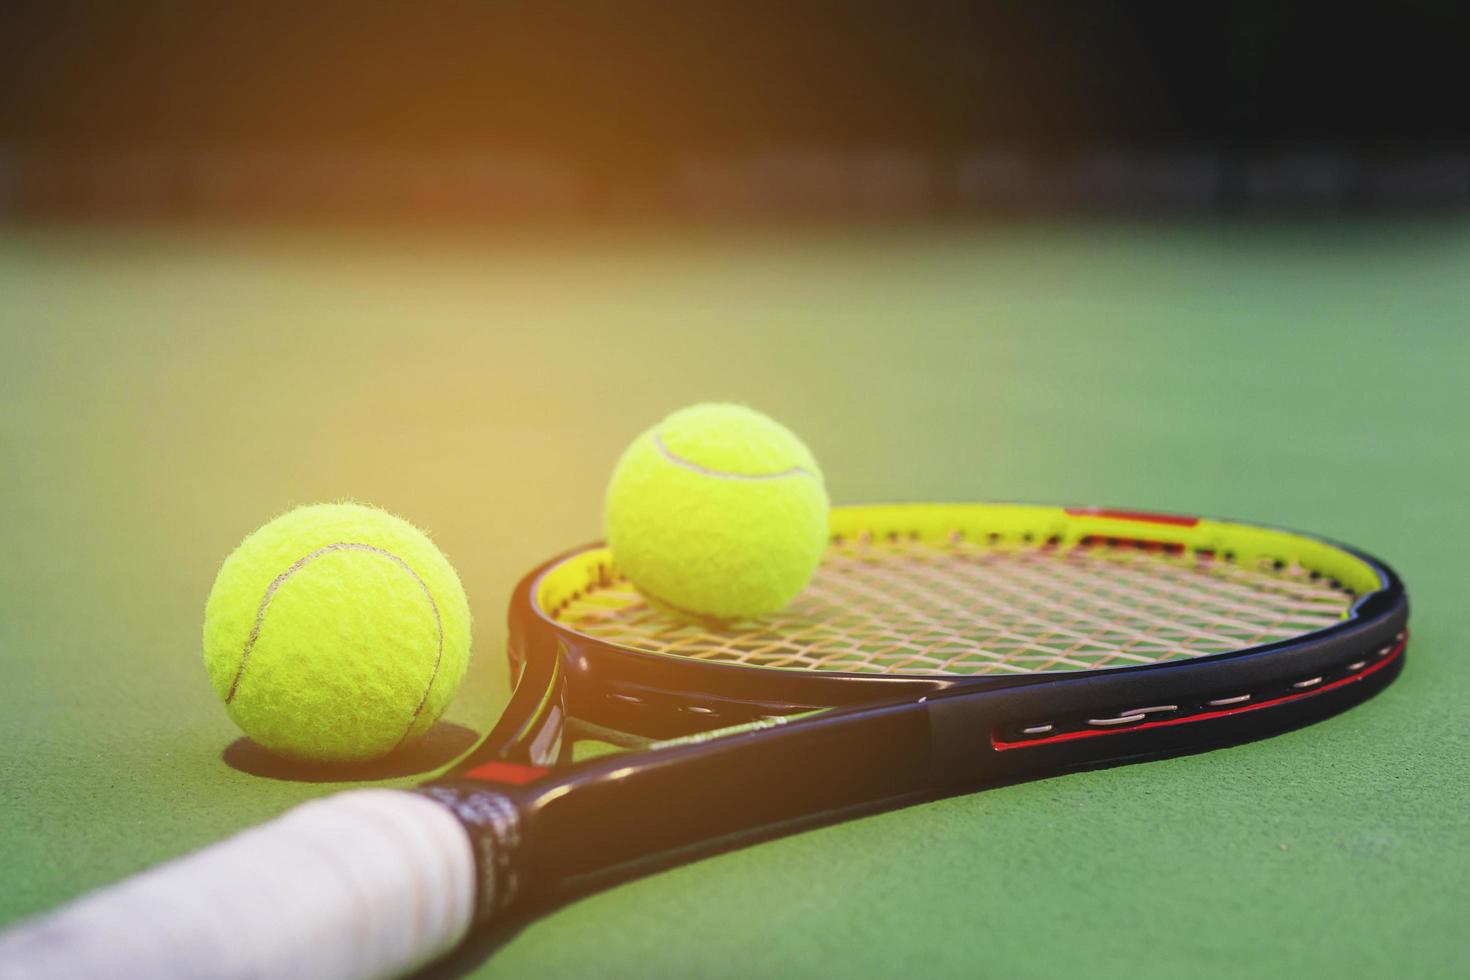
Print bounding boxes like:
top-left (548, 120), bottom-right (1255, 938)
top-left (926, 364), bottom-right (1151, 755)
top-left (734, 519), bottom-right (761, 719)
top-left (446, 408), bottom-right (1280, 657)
top-left (202, 502), bottom-right (471, 764)
top-left (605, 403), bottom-right (829, 620)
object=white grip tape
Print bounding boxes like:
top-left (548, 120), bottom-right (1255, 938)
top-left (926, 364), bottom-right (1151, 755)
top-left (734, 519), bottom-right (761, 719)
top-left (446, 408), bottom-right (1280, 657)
top-left (0, 789), bottom-right (478, 980)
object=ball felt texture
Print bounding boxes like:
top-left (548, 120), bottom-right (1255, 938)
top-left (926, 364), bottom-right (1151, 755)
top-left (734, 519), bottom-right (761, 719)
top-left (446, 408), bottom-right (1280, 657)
top-left (605, 403), bottom-right (829, 620)
top-left (202, 503), bottom-right (471, 763)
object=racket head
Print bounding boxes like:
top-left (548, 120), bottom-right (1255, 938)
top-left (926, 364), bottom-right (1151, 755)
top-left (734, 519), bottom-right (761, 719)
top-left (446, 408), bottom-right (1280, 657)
top-left (473, 503), bottom-right (1405, 775)
top-left (430, 503), bottom-right (1405, 917)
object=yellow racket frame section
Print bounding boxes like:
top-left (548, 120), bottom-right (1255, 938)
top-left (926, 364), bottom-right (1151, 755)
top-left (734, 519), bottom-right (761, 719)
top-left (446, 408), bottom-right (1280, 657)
top-left (535, 503), bottom-right (1386, 620)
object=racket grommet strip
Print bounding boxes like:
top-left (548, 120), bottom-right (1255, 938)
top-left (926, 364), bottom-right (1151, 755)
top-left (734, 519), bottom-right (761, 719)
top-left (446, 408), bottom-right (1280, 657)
top-left (1088, 713), bottom-right (1149, 727)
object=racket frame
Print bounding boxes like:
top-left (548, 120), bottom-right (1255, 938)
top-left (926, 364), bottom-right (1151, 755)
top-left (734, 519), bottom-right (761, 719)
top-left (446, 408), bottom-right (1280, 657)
top-left (434, 503), bottom-right (1407, 918)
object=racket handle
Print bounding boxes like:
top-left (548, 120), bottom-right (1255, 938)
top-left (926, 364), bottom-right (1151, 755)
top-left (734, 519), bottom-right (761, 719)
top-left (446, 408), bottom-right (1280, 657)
top-left (0, 789), bottom-right (478, 980)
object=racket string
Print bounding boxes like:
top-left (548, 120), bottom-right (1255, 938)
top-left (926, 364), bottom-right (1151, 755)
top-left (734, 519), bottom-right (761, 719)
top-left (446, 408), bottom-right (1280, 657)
top-left (554, 537), bottom-right (1355, 676)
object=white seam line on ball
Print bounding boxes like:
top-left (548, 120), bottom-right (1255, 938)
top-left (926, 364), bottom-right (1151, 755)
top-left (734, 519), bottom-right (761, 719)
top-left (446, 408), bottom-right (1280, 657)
top-left (653, 433), bottom-right (814, 481)
top-left (228, 543), bottom-right (446, 746)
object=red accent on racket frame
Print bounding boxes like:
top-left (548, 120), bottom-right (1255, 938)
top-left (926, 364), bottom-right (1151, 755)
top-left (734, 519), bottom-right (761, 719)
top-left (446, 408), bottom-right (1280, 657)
top-left (992, 636), bottom-right (1406, 751)
top-left (1064, 508), bottom-right (1201, 527)
top-left (463, 761), bottom-right (553, 785)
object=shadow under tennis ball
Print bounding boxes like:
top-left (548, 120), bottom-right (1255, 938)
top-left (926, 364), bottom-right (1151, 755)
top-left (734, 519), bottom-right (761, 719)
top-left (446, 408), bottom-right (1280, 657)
top-left (221, 721), bottom-right (480, 783)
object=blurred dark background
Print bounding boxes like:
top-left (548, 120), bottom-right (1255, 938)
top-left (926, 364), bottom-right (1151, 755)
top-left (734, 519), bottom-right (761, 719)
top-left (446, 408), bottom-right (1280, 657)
top-left (3, 0), bottom-right (1467, 221)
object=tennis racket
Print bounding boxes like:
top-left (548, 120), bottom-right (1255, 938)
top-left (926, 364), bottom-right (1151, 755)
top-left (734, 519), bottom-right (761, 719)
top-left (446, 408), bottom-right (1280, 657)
top-left (0, 503), bottom-right (1407, 980)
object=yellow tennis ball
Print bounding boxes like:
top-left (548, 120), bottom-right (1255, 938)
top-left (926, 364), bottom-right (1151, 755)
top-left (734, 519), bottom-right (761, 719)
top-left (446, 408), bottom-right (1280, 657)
top-left (605, 403), bottom-right (829, 620)
top-left (202, 503), bottom-right (471, 763)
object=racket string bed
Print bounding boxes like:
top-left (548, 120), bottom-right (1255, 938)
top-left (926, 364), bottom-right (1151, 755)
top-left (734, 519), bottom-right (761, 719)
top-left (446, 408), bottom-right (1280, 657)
top-left (555, 536), bottom-right (1357, 677)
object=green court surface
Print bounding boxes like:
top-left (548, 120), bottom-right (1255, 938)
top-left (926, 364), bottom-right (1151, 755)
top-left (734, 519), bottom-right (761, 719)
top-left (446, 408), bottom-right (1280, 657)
top-left (1, 222), bottom-right (1467, 978)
